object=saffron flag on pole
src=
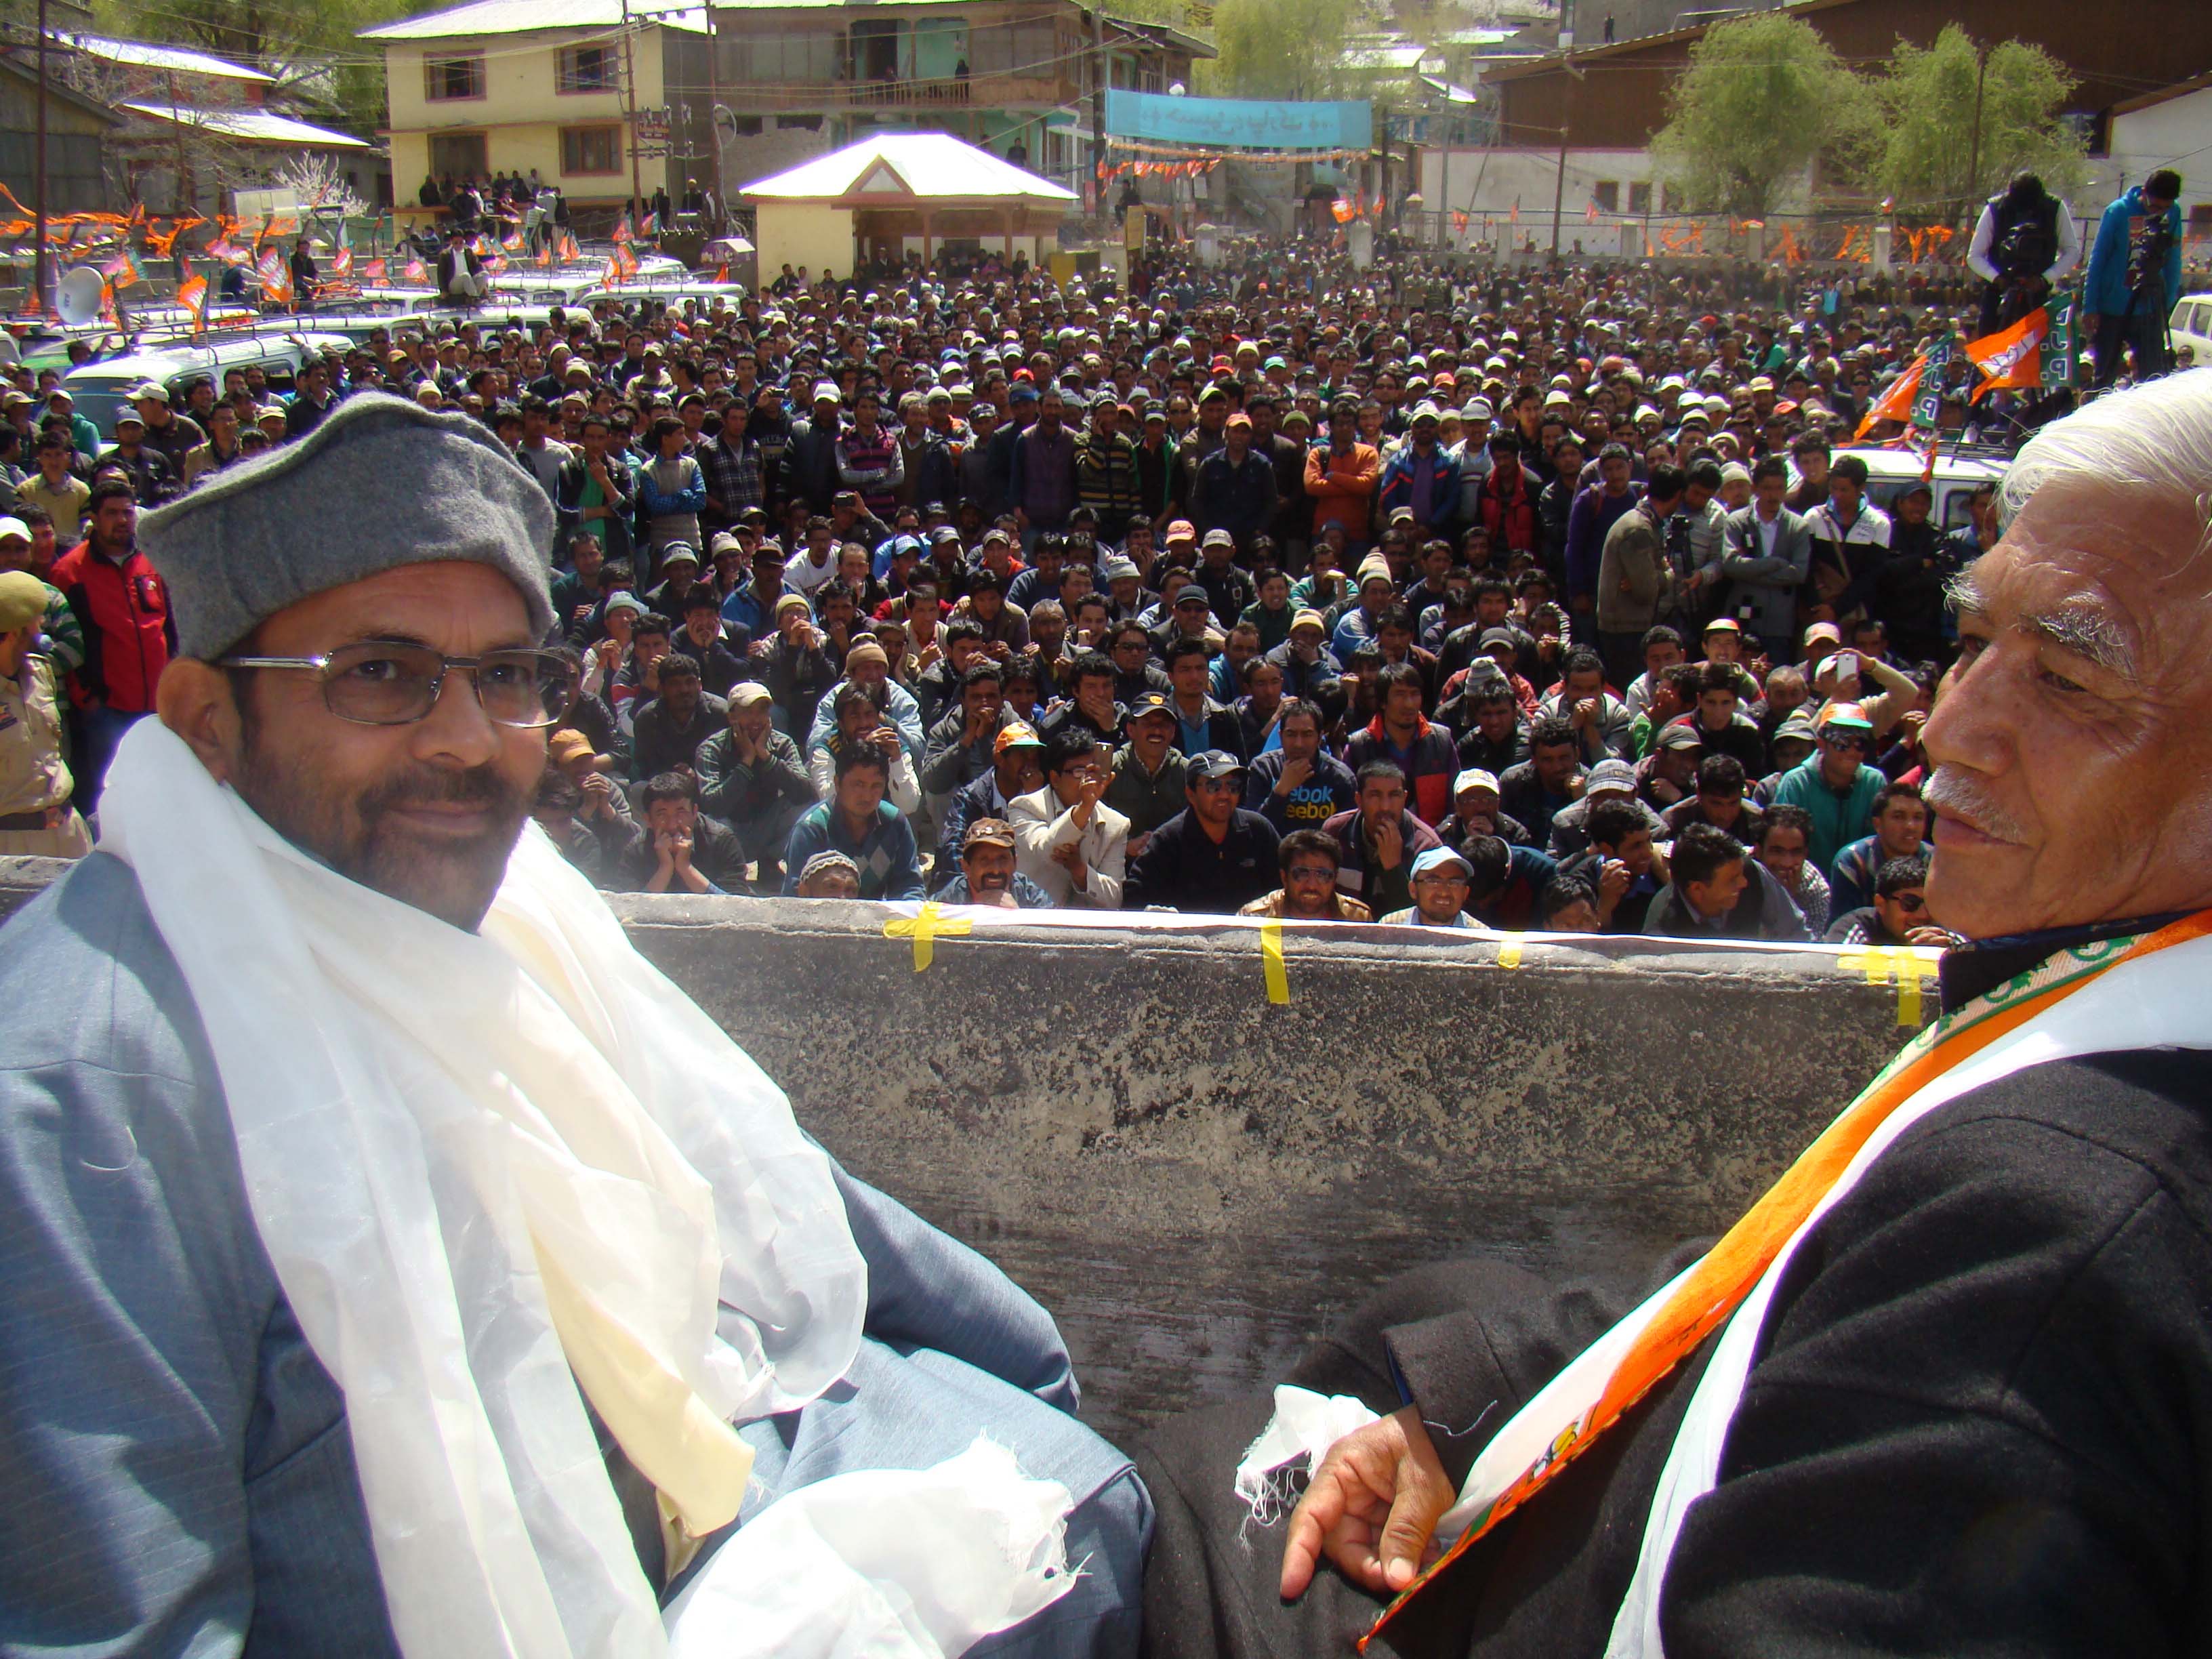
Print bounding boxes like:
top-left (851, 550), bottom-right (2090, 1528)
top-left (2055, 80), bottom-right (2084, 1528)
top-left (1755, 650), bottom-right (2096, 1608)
top-left (257, 247), bottom-right (293, 306)
top-left (613, 214), bottom-right (633, 244)
top-left (1963, 308), bottom-right (2048, 403)
top-left (1908, 335), bottom-right (1954, 481)
top-left (501, 225), bottom-right (525, 253)
top-left (363, 257), bottom-right (388, 283)
top-left (559, 231), bottom-right (582, 262)
top-left (401, 258), bottom-right (429, 284)
top-left (176, 273), bottom-right (208, 335)
top-left (331, 244), bottom-right (354, 278)
top-left (1853, 352), bottom-right (1925, 441)
top-left (640, 211), bottom-right (658, 237)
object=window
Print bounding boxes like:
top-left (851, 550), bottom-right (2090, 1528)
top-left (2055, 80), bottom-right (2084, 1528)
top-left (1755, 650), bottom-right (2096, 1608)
top-left (2190, 204), bottom-right (2212, 235)
top-left (558, 43), bottom-right (619, 93)
top-left (725, 30), bottom-right (838, 84)
top-left (560, 125), bottom-right (623, 176)
top-left (969, 19), bottom-right (1058, 76)
top-left (1627, 181), bottom-right (1651, 215)
top-left (1593, 180), bottom-right (1618, 213)
top-left (428, 131), bottom-right (488, 178)
top-left (727, 113), bottom-right (764, 136)
top-left (424, 54), bottom-right (485, 101)
top-left (776, 112), bottom-right (823, 132)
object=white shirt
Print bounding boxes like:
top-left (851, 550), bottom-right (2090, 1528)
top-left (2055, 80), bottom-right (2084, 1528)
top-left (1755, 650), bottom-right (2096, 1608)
top-left (1967, 197), bottom-right (2081, 284)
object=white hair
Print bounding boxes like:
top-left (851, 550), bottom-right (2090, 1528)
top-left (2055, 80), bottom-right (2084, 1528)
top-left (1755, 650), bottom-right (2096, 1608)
top-left (2001, 367), bottom-right (2212, 563)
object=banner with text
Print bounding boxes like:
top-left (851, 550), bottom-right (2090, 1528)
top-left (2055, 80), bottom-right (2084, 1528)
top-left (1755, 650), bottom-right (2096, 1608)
top-left (1103, 89), bottom-right (1372, 152)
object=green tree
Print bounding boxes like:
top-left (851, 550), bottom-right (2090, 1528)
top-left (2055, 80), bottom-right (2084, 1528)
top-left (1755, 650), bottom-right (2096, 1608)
top-left (1873, 25), bottom-right (2086, 220)
top-left (1651, 12), bottom-right (1872, 219)
top-left (1202, 0), bottom-right (1357, 100)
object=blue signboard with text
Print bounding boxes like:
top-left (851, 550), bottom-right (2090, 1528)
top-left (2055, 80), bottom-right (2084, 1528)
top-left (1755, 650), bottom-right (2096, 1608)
top-left (1103, 89), bottom-right (1373, 151)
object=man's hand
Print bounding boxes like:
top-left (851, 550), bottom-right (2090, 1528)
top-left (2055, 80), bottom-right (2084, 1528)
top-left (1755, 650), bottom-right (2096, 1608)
top-left (1372, 816), bottom-right (1404, 870)
top-left (580, 771), bottom-right (616, 819)
top-left (1275, 754), bottom-right (1315, 796)
top-left (1906, 924), bottom-right (1954, 949)
top-left (1281, 1405), bottom-right (1455, 1600)
top-left (1572, 697), bottom-right (1598, 730)
top-left (961, 705), bottom-right (988, 745)
top-left (871, 725), bottom-right (901, 758)
top-left (1597, 857), bottom-right (1633, 921)
top-left (665, 828), bottom-right (694, 870)
top-left (1127, 830), bottom-right (1151, 861)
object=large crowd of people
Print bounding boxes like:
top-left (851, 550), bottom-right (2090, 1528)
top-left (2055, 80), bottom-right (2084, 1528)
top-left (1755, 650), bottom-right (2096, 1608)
top-left (3, 170), bottom-right (2198, 943)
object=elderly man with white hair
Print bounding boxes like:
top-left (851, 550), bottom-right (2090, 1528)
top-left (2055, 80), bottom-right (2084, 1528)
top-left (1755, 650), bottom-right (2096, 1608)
top-left (1137, 368), bottom-right (2212, 1658)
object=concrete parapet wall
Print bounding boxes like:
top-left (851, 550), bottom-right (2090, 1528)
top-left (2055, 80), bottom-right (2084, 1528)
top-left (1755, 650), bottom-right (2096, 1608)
top-left (0, 859), bottom-right (1931, 1440)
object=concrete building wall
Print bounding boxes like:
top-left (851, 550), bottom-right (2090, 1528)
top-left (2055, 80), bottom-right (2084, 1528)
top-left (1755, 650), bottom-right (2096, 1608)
top-left (2095, 85), bottom-right (2212, 231)
top-left (383, 26), bottom-right (684, 207)
top-left (0, 855), bottom-right (1929, 1439)
top-left (751, 201), bottom-right (857, 281)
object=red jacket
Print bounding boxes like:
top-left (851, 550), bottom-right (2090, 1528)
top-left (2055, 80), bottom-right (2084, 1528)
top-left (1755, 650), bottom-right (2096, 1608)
top-left (49, 539), bottom-right (174, 713)
top-left (1343, 713), bottom-right (1459, 827)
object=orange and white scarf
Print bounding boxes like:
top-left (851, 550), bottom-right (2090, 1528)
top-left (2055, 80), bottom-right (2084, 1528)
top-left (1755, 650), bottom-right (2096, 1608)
top-left (1323, 912), bottom-right (2212, 1652)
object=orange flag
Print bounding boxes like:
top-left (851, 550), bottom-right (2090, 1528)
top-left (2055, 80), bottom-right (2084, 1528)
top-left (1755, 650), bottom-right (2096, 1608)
top-left (177, 273), bottom-right (208, 335)
top-left (1963, 307), bottom-right (2049, 403)
top-left (1853, 353), bottom-right (1925, 441)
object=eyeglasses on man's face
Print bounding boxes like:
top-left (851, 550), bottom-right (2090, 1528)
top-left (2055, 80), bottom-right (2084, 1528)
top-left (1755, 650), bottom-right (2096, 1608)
top-left (219, 640), bottom-right (579, 729)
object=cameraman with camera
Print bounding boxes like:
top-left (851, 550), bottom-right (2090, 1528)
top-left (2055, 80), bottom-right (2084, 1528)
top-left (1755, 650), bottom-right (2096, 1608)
top-left (1967, 171), bottom-right (2079, 339)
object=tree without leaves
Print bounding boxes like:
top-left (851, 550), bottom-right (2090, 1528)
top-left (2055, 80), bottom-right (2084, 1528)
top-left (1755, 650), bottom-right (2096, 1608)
top-left (1873, 25), bottom-right (2086, 222)
top-left (1651, 12), bottom-right (1873, 220)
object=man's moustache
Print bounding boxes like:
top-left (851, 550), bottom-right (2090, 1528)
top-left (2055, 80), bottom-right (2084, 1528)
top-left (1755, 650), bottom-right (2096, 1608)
top-left (361, 765), bottom-right (528, 824)
top-left (1922, 767), bottom-right (2028, 844)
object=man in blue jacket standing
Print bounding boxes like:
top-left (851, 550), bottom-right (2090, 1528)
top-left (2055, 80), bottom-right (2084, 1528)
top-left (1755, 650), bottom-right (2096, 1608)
top-left (2083, 169), bottom-right (2184, 388)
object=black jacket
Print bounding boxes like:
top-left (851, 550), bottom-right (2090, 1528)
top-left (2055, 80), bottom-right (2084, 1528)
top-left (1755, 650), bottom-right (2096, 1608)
top-left (1123, 806), bottom-right (1279, 914)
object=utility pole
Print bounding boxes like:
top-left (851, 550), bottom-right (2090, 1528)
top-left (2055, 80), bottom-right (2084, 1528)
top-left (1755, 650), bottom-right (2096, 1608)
top-left (33, 0), bottom-right (50, 313)
top-left (703, 6), bottom-right (726, 229)
top-left (1963, 47), bottom-right (1988, 226)
top-left (1089, 6), bottom-right (1106, 224)
top-left (619, 0), bottom-right (644, 231)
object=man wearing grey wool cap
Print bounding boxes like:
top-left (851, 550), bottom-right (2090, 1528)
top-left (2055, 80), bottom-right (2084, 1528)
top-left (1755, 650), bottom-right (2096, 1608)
top-left (0, 392), bottom-right (1147, 1658)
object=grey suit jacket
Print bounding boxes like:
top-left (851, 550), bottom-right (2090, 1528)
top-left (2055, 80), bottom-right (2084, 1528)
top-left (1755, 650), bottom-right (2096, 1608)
top-left (1718, 503), bottom-right (1814, 645)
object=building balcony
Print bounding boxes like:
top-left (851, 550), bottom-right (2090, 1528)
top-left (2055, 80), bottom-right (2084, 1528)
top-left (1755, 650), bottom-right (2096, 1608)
top-left (717, 70), bottom-right (1073, 114)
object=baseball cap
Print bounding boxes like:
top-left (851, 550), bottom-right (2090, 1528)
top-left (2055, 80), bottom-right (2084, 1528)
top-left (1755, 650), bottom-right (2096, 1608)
top-left (115, 408), bottom-right (146, 428)
top-left (1201, 528), bottom-right (1235, 549)
top-left (1774, 710), bottom-right (1820, 743)
top-left (1410, 846), bottom-right (1474, 880)
top-left (1452, 767), bottom-right (1500, 798)
top-left (1656, 724), bottom-right (1705, 752)
top-left (548, 729), bottom-right (600, 767)
top-left (1164, 518), bottom-right (1196, 542)
top-left (962, 817), bottom-right (1017, 851)
top-left (1802, 620), bottom-right (1843, 647)
top-left (133, 382), bottom-right (171, 404)
top-left (1585, 758), bottom-right (1639, 795)
top-left (1185, 749), bottom-right (1246, 780)
top-left (0, 515), bottom-right (29, 544)
top-left (1819, 700), bottom-right (1875, 735)
top-left (1173, 586), bottom-right (1211, 609)
top-left (1702, 616), bottom-right (1742, 636)
top-left (728, 681), bottom-right (773, 708)
top-left (1127, 691), bottom-right (1178, 722)
top-left (812, 382), bottom-right (842, 404)
top-left (994, 721), bottom-right (1045, 754)
top-left (1224, 412), bottom-right (1252, 431)
top-left (1102, 556), bottom-right (1141, 583)
top-left (1477, 626), bottom-right (1519, 650)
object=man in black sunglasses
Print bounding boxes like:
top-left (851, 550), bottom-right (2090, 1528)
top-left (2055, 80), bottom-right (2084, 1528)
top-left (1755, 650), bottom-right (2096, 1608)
top-left (1766, 700), bottom-right (1887, 880)
top-left (1824, 852), bottom-right (1946, 947)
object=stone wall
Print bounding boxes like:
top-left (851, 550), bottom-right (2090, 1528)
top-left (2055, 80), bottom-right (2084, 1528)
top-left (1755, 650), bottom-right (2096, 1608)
top-left (0, 858), bottom-right (1929, 1441)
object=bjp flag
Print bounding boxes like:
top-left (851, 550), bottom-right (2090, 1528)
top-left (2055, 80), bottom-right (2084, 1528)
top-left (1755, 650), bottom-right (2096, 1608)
top-left (1963, 307), bottom-right (2049, 403)
top-left (176, 272), bottom-right (208, 333)
top-left (1853, 352), bottom-right (1925, 441)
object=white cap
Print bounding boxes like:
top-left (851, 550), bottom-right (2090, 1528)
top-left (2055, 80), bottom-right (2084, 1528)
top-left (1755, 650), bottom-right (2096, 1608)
top-left (1452, 767), bottom-right (1500, 798)
top-left (0, 515), bottom-right (29, 544)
